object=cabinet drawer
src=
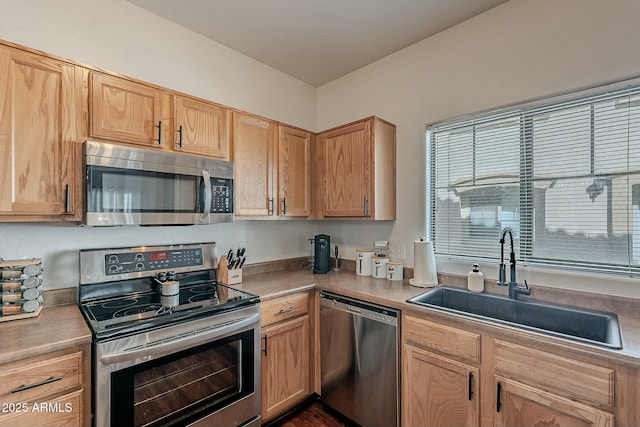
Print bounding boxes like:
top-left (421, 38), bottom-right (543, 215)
top-left (261, 292), bottom-right (309, 327)
top-left (494, 340), bottom-right (614, 407)
top-left (403, 315), bottom-right (480, 364)
top-left (0, 389), bottom-right (82, 427)
top-left (0, 352), bottom-right (82, 405)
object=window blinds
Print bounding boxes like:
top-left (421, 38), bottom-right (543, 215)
top-left (428, 84), bottom-right (640, 275)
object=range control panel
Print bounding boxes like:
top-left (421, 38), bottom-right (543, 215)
top-left (105, 248), bottom-right (203, 275)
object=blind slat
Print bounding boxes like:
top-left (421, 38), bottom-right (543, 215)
top-left (429, 83), bottom-right (640, 275)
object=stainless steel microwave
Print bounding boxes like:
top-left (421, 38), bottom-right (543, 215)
top-left (84, 140), bottom-right (234, 226)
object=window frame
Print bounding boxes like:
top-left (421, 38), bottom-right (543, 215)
top-left (427, 76), bottom-right (640, 277)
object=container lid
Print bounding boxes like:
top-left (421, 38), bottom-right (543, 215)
top-left (356, 249), bottom-right (375, 252)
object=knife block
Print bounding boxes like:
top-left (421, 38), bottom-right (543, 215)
top-left (218, 256), bottom-right (242, 285)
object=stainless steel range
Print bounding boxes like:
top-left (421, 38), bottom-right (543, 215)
top-left (78, 242), bottom-right (261, 427)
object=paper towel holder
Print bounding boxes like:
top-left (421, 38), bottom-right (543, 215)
top-left (409, 237), bottom-right (438, 288)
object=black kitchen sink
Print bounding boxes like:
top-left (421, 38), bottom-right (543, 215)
top-left (407, 286), bottom-right (622, 349)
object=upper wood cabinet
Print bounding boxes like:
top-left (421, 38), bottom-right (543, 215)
top-left (233, 112), bottom-right (276, 216)
top-left (315, 116), bottom-right (395, 220)
top-left (90, 72), bottom-right (170, 148)
top-left (91, 72), bottom-right (233, 160)
top-left (0, 46), bottom-right (85, 221)
top-left (174, 96), bottom-right (230, 159)
top-left (277, 125), bottom-right (311, 217)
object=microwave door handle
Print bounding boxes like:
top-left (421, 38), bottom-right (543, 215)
top-left (200, 170), bottom-right (212, 223)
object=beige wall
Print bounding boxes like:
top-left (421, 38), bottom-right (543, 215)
top-left (317, 0), bottom-right (640, 298)
top-left (1, 0), bottom-right (640, 297)
top-left (0, 0), bottom-right (318, 289)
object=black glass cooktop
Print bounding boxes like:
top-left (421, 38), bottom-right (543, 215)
top-left (80, 277), bottom-right (259, 339)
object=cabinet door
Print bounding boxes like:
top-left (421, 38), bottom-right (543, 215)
top-left (175, 96), bottom-right (230, 159)
top-left (0, 390), bottom-right (82, 427)
top-left (0, 48), bottom-right (80, 218)
top-left (495, 377), bottom-right (614, 427)
top-left (233, 112), bottom-right (275, 216)
top-left (91, 72), bottom-right (165, 147)
top-left (403, 345), bottom-right (479, 427)
top-left (261, 315), bottom-right (310, 421)
top-left (277, 125), bottom-right (310, 217)
top-left (323, 120), bottom-right (371, 217)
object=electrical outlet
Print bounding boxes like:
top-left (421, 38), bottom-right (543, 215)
top-left (397, 245), bottom-right (406, 260)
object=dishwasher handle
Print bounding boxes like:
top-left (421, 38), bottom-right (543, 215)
top-left (320, 291), bottom-right (398, 325)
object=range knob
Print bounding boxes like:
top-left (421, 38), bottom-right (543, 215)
top-left (167, 270), bottom-right (177, 281)
top-left (156, 272), bottom-right (167, 282)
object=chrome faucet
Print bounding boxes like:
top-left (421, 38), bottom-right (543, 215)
top-left (497, 227), bottom-right (531, 300)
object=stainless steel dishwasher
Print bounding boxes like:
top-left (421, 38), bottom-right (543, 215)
top-left (319, 291), bottom-right (399, 427)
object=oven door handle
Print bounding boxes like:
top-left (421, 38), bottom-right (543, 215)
top-left (99, 312), bottom-right (259, 366)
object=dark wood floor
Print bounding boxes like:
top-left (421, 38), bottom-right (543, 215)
top-left (264, 398), bottom-right (358, 427)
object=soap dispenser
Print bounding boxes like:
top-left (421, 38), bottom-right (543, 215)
top-left (467, 263), bottom-right (484, 293)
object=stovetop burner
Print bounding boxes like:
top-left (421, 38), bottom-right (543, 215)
top-left (78, 243), bottom-right (260, 340)
top-left (80, 281), bottom-right (259, 339)
top-left (113, 304), bottom-right (164, 318)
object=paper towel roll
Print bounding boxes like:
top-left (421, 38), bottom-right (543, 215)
top-left (409, 240), bottom-right (438, 288)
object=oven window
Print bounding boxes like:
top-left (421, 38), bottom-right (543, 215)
top-left (110, 330), bottom-right (255, 427)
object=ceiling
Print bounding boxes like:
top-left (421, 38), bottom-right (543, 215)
top-left (127, 0), bottom-right (508, 87)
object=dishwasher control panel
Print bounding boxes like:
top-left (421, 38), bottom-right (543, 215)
top-left (320, 291), bottom-right (398, 325)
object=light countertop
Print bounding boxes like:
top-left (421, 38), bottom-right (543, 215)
top-left (2, 267), bottom-right (639, 368)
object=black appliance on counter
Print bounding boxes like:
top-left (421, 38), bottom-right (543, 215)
top-left (313, 234), bottom-right (331, 274)
top-left (78, 242), bottom-right (261, 427)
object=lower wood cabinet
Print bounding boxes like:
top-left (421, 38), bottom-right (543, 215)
top-left (402, 312), bottom-right (627, 427)
top-left (402, 314), bottom-right (480, 427)
top-left (260, 291), bottom-right (312, 421)
top-left (495, 376), bottom-right (614, 427)
top-left (0, 344), bottom-right (90, 427)
top-left (403, 344), bottom-right (479, 427)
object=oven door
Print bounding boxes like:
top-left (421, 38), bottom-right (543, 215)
top-left (94, 306), bottom-right (260, 427)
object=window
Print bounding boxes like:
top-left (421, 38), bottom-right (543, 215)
top-left (428, 81), bottom-right (640, 276)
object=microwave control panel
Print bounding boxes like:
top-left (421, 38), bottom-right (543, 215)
top-left (104, 248), bottom-right (203, 275)
top-left (209, 178), bottom-right (233, 213)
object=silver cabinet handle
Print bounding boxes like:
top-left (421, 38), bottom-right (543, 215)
top-left (177, 125), bottom-right (183, 147)
top-left (364, 196), bottom-right (369, 216)
top-left (268, 198), bottom-right (274, 215)
top-left (281, 198), bottom-right (287, 215)
top-left (279, 306), bottom-right (297, 314)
